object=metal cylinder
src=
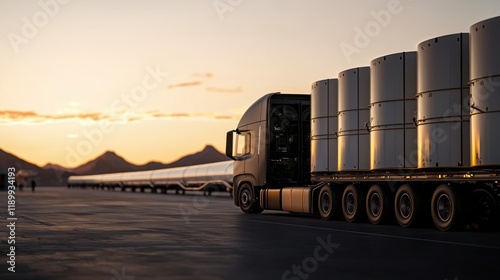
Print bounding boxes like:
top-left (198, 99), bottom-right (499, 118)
top-left (338, 67), bottom-right (370, 171)
top-left (311, 79), bottom-right (338, 173)
top-left (370, 52), bottom-right (417, 170)
top-left (416, 33), bottom-right (470, 168)
top-left (470, 16), bottom-right (500, 167)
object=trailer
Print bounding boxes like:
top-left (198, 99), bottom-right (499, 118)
top-left (225, 16), bottom-right (500, 231)
top-left (67, 160), bottom-right (234, 195)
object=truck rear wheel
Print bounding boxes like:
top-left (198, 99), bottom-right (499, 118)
top-left (394, 184), bottom-right (421, 227)
top-left (239, 183), bottom-right (263, 214)
top-left (342, 184), bottom-right (364, 222)
top-left (431, 184), bottom-right (466, 231)
top-left (318, 185), bottom-right (341, 220)
top-left (469, 188), bottom-right (499, 230)
top-left (366, 184), bottom-right (391, 225)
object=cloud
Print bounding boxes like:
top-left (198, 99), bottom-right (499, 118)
top-left (0, 110), bottom-right (103, 123)
top-left (214, 115), bottom-right (239, 120)
top-left (192, 72), bottom-right (213, 78)
top-left (206, 86), bottom-right (242, 93)
top-left (0, 110), bottom-right (39, 119)
top-left (0, 109), bottom-right (239, 124)
top-left (166, 81), bottom-right (202, 89)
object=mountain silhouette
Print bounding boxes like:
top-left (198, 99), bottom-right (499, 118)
top-left (0, 149), bottom-right (41, 171)
top-left (162, 145), bottom-right (230, 168)
top-left (0, 149), bottom-right (66, 186)
top-left (0, 145), bottom-right (228, 186)
top-left (71, 151), bottom-right (139, 175)
top-left (42, 163), bottom-right (72, 172)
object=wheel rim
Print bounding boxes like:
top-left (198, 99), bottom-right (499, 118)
top-left (320, 192), bottom-right (331, 213)
top-left (399, 193), bottom-right (412, 219)
top-left (346, 192), bottom-right (355, 215)
top-left (241, 189), bottom-right (251, 208)
top-left (436, 193), bottom-right (451, 222)
top-left (370, 192), bottom-right (381, 217)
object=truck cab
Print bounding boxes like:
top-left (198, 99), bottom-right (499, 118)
top-left (226, 93), bottom-right (311, 213)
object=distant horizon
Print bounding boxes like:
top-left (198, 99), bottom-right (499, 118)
top-left (1, 1), bottom-right (499, 168)
top-left (1, 144), bottom-right (225, 169)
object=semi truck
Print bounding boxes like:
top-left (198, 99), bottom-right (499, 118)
top-left (225, 16), bottom-right (500, 231)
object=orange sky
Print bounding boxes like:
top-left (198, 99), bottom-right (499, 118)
top-left (1, 0), bottom-right (499, 167)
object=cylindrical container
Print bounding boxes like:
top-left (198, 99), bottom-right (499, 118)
top-left (338, 67), bottom-right (370, 171)
top-left (311, 79), bottom-right (338, 173)
top-left (470, 16), bottom-right (500, 167)
top-left (370, 52), bottom-right (417, 170)
top-left (416, 33), bottom-right (470, 168)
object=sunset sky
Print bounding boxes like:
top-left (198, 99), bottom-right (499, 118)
top-left (1, 0), bottom-right (499, 168)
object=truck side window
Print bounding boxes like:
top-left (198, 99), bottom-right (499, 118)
top-left (235, 132), bottom-right (251, 157)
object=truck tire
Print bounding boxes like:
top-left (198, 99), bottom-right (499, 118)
top-left (394, 184), bottom-right (421, 227)
top-left (431, 184), bottom-right (466, 231)
top-left (318, 185), bottom-right (341, 220)
top-left (469, 188), bottom-right (499, 231)
top-left (342, 184), bottom-right (364, 222)
top-left (238, 183), bottom-right (263, 214)
top-left (366, 184), bottom-right (391, 225)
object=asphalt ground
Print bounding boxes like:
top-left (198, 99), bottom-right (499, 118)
top-left (0, 187), bottom-right (499, 280)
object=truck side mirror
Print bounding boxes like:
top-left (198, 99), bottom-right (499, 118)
top-left (226, 130), bottom-right (236, 160)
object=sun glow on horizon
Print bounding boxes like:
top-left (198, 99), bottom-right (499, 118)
top-left (1, 0), bottom-right (499, 168)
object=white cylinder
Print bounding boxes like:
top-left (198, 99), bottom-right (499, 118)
top-left (470, 16), bottom-right (500, 166)
top-left (311, 79), bottom-right (338, 173)
top-left (416, 33), bottom-right (470, 168)
top-left (338, 67), bottom-right (370, 171)
top-left (370, 52), bottom-right (417, 170)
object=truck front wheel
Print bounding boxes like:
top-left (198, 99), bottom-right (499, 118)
top-left (239, 183), bottom-right (263, 214)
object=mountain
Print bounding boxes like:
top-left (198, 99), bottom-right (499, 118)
top-left (137, 161), bottom-right (168, 170)
top-left (0, 149), bottom-right (69, 186)
top-left (161, 145), bottom-right (229, 168)
top-left (0, 145), bottom-right (229, 186)
top-left (71, 151), bottom-right (139, 175)
top-left (43, 163), bottom-right (72, 172)
top-left (0, 149), bottom-right (41, 171)
top-left (71, 145), bottom-right (228, 175)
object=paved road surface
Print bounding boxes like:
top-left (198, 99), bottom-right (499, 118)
top-left (0, 187), bottom-right (499, 280)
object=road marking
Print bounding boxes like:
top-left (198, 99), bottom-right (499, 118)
top-left (246, 219), bottom-right (500, 250)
